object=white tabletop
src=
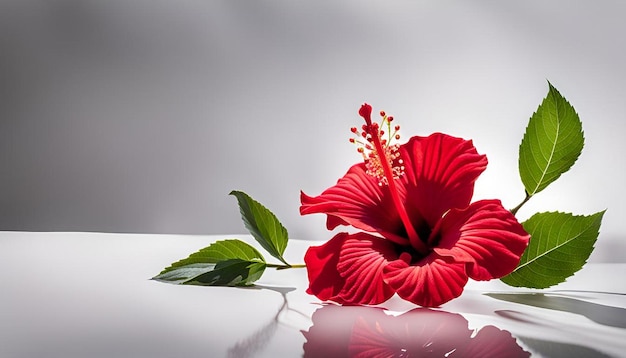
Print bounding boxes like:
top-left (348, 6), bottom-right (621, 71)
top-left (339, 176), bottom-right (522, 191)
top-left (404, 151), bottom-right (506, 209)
top-left (1, 231), bottom-right (625, 357)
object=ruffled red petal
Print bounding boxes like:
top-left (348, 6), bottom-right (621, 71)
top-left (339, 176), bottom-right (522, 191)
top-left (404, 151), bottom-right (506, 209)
top-left (433, 200), bottom-right (530, 280)
top-left (304, 233), bottom-right (348, 302)
top-left (300, 164), bottom-right (408, 244)
top-left (400, 133), bottom-right (488, 228)
top-left (304, 232), bottom-right (397, 305)
top-left (335, 233), bottom-right (398, 304)
top-left (383, 254), bottom-right (468, 307)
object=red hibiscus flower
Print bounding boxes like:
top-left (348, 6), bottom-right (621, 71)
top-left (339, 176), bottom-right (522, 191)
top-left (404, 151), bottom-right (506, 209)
top-left (300, 103), bottom-right (530, 307)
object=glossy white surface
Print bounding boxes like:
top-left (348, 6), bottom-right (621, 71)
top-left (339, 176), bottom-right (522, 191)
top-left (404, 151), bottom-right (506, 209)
top-left (1, 232), bottom-right (625, 357)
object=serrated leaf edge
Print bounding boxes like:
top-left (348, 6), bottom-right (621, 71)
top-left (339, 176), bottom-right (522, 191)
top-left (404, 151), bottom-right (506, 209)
top-left (157, 238), bottom-right (266, 275)
top-left (183, 259), bottom-right (267, 287)
top-left (518, 82), bottom-right (584, 196)
top-left (229, 190), bottom-right (289, 265)
top-left (507, 210), bottom-right (605, 283)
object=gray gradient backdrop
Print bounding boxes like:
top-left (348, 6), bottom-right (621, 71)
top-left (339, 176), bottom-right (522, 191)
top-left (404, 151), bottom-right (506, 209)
top-left (2, 1), bottom-right (625, 261)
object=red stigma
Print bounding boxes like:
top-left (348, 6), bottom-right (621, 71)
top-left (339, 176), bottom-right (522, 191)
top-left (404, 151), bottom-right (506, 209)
top-left (359, 103), bottom-right (373, 126)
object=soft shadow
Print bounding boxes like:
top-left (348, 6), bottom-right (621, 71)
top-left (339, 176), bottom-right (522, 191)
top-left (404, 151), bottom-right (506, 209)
top-left (302, 305), bottom-right (530, 358)
top-left (485, 292), bottom-right (626, 329)
top-left (495, 310), bottom-right (616, 358)
top-left (495, 309), bottom-right (550, 325)
top-left (517, 336), bottom-right (613, 358)
top-left (227, 285), bottom-right (307, 358)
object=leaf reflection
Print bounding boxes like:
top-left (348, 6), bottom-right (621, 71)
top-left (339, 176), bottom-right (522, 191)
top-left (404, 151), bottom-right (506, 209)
top-left (302, 305), bottom-right (530, 358)
top-left (227, 285), bottom-right (308, 358)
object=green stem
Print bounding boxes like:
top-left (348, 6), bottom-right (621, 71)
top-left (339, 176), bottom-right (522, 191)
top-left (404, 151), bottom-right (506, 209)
top-left (266, 263), bottom-right (307, 270)
top-left (511, 192), bottom-right (532, 216)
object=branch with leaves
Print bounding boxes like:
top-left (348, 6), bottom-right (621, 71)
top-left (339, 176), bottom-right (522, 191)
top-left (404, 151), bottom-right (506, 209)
top-left (152, 191), bottom-right (304, 286)
top-left (502, 82), bottom-right (605, 287)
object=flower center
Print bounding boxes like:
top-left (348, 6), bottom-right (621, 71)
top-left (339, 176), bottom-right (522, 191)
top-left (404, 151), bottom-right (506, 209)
top-left (354, 104), bottom-right (428, 254)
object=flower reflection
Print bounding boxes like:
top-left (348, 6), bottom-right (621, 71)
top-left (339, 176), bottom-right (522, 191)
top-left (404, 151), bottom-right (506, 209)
top-left (302, 305), bottom-right (530, 358)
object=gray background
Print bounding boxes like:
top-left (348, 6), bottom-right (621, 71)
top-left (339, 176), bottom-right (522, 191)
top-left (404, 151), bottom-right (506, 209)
top-left (2, 1), bottom-right (625, 261)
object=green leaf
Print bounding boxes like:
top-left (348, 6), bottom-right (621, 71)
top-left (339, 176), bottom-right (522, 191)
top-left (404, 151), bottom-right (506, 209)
top-left (230, 190), bottom-right (289, 265)
top-left (501, 210), bottom-right (605, 288)
top-left (518, 82), bottom-right (584, 196)
top-left (185, 259), bottom-right (266, 286)
top-left (153, 239), bottom-right (266, 286)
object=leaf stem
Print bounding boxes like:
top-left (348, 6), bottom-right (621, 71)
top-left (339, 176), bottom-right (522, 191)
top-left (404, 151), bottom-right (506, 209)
top-left (266, 263), bottom-right (307, 270)
top-left (511, 192), bottom-right (532, 216)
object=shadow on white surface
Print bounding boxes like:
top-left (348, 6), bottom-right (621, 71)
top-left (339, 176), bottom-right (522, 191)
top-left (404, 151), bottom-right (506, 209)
top-left (487, 292), bottom-right (626, 329)
top-left (226, 285), bottom-right (310, 358)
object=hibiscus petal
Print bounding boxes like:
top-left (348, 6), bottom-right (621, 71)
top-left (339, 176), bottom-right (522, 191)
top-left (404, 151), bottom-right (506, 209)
top-left (433, 200), bottom-right (530, 280)
top-left (400, 133), bottom-right (488, 227)
top-left (300, 163), bottom-right (408, 244)
top-left (304, 233), bottom-right (349, 302)
top-left (304, 232), bottom-right (397, 305)
top-left (336, 233), bottom-right (398, 305)
top-left (384, 254), bottom-right (468, 307)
